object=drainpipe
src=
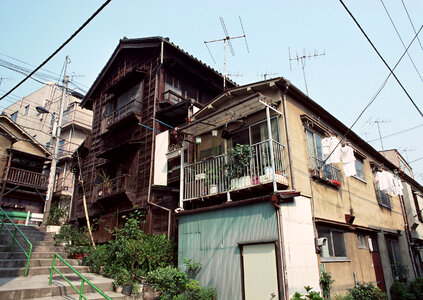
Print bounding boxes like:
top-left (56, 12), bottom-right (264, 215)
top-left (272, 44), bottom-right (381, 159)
top-left (276, 206), bottom-right (289, 300)
top-left (281, 82), bottom-right (295, 190)
top-left (399, 193), bottom-right (418, 277)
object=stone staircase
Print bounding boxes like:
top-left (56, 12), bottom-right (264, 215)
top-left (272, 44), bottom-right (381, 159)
top-left (0, 224), bottom-right (125, 300)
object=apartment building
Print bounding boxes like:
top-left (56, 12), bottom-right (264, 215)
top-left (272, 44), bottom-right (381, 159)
top-left (2, 82), bottom-right (93, 210)
top-left (175, 77), bottom-right (414, 299)
top-left (70, 37), bottom-right (234, 242)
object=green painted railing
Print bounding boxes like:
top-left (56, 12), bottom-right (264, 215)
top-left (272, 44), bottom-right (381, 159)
top-left (49, 253), bottom-right (111, 300)
top-left (0, 207), bottom-right (33, 276)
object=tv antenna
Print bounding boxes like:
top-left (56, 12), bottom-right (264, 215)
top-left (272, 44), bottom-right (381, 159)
top-left (289, 48), bottom-right (325, 96)
top-left (365, 118), bottom-right (390, 150)
top-left (0, 76), bottom-right (13, 87)
top-left (258, 72), bottom-right (281, 81)
top-left (204, 16), bottom-right (249, 90)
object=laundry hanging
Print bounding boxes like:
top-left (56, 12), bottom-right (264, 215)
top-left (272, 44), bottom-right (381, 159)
top-left (341, 145), bottom-right (356, 177)
top-left (322, 136), bottom-right (341, 164)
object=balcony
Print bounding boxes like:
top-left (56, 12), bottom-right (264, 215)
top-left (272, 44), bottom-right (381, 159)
top-left (62, 109), bottom-right (92, 131)
top-left (309, 157), bottom-right (342, 188)
top-left (182, 139), bottom-right (289, 201)
top-left (3, 167), bottom-right (48, 190)
top-left (94, 174), bottom-right (134, 201)
top-left (105, 100), bottom-right (142, 129)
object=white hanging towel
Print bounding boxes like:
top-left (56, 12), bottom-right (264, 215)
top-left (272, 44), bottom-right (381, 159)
top-left (322, 136), bottom-right (341, 164)
top-left (375, 170), bottom-right (396, 195)
top-left (393, 177), bottom-right (404, 196)
top-left (341, 146), bottom-right (356, 177)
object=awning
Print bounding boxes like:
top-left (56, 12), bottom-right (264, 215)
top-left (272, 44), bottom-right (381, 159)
top-left (179, 93), bottom-right (281, 136)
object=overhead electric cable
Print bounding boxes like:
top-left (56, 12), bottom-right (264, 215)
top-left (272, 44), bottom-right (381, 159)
top-left (339, 0), bottom-right (423, 119)
top-left (322, 22), bottom-right (423, 164)
top-left (366, 123), bottom-right (423, 143)
top-left (0, 0), bottom-right (112, 102)
top-left (401, 0), bottom-right (423, 53)
top-left (409, 157), bottom-right (423, 164)
top-left (380, 0), bottom-right (423, 82)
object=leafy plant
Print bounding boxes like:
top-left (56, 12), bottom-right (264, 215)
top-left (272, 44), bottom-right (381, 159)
top-left (183, 258), bottom-right (202, 279)
top-left (47, 196), bottom-right (70, 225)
top-left (291, 286), bottom-right (323, 300)
top-left (332, 293), bottom-right (353, 300)
top-left (347, 282), bottom-right (387, 300)
top-left (390, 278), bottom-right (423, 300)
top-left (146, 266), bottom-right (215, 300)
top-left (54, 224), bottom-right (91, 257)
top-left (320, 270), bottom-right (334, 299)
top-left (227, 144), bottom-right (254, 179)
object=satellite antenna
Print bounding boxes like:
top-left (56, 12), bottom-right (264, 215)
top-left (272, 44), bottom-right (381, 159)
top-left (289, 48), bottom-right (325, 96)
top-left (204, 16), bottom-right (249, 90)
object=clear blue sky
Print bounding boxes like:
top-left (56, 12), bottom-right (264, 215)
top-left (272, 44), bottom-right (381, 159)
top-left (1, 0), bottom-right (422, 183)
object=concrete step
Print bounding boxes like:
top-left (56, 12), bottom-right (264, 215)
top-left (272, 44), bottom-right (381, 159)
top-left (0, 251), bottom-right (67, 259)
top-left (0, 239), bottom-right (56, 247)
top-left (0, 273), bottom-right (115, 299)
top-left (0, 245), bottom-right (65, 252)
top-left (0, 258), bottom-right (80, 268)
top-left (28, 291), bottom-right (126, 300)
top-left (0, 234), bottom-right (55, 243)
top-left (0, 265), bottom-right (90, 277)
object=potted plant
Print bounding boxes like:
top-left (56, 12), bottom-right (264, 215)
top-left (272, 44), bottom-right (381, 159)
top-left (97, 169), bottom-right (113, 195)
top-left (227, 144), bottom-right (253, 189)
top-left (206, 168), bottom-right (218, 194)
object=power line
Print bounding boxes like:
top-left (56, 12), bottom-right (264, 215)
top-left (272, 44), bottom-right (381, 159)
top-left (379, 0), bottom-right (423, 82)
top-left (323, 21), bottom-right (423, 164)
top-left (0, 0), bottom-right (112, 102)
top-left (366, 123), bottom-right (423, 143)
top-left (339, 0), bottom-right (423, 119)
top-left (409, 157), bottom-right (423, 164)
top-left (401, 0), bottom-right (423, 53)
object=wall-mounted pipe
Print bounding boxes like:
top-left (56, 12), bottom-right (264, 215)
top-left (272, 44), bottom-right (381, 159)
top-left (281, 82), bottom-right (295, 190)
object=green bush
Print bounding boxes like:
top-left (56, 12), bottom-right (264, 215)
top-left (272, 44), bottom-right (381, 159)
top-left (347, 282), bottom-right (387, 300)
top-left (146, 266), bottom-right (215, 300)
top-left (291, 286), bottom-right (323, 300)
top-left (54, 224), bottom-right (91, 257)
top-left (320, 271), bottom-right (334, 299)
top-left (390, 278), bottom-right (423, 300)
top-left (332, 293), bottom-right (353, 300)
top-left (86, 210), bottom-right (175, 288)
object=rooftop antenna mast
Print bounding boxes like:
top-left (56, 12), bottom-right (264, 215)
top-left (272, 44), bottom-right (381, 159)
top-left (204, 16), bottom-right (249, 90)
top-left (289, 48), bottom-right (325, 96)
top-left (365, 118), bottom-right (390, 150)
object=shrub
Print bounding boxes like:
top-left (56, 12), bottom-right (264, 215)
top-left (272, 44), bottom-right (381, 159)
top-left (347, 282), bottom-right (387, 300)
top-left (291, 286), bottom-right (323, 300)
top-left (146, 266), bottom-right (188, 299)
top-left (390, 278), bottom-right (423, 300)
top-left (54, 224), bottom-right (91, 257)
top-left (320, 271), bottom-right (334, 299)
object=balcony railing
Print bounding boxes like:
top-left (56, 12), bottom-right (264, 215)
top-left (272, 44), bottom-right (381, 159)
top-left (105, 100), bottom-right (141, 128)
top-left (309, 157), bottom-right (342, 187)
top-left (183, 139), bottom-right (288, 201)
top-left (163, 90), bottom-right (186, 104)
top-left (4, 167), bottom-right (48, 189)
top-left (94, 174), bottom-right (131, 199)
top-left (62, 109), bottom-right (91, 129)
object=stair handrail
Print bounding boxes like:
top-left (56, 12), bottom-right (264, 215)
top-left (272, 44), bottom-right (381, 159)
top-left (49, 253), bottom-right (112, 300)
top-left (0, 207), bottom-right (33, 276)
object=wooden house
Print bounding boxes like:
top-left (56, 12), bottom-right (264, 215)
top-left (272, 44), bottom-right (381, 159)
top-left (70, 37), bottom-right (234, 242)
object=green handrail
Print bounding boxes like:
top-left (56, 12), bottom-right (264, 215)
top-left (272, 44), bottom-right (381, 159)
top-left (0, 207), bottom-right (33, 276)
top-left (49, 253), bottom-right (111, 300)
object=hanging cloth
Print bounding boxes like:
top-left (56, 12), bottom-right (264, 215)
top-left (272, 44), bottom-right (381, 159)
top-left (375, 170), bottom-right (396, 195)
top-left (341, 145), bottom-right (356, 177)
top-left (322, 136), bottom-right (341, 164)
top-left (393, 177), bottom-right (404, 196)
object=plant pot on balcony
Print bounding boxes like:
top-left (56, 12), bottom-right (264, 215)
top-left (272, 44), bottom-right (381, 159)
top-left (231, 176), bottom-right (252, 190)
top-left (209, 184), bottom-right (218, 195)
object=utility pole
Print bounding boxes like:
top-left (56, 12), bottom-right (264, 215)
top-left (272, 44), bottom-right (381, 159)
top-left (42, 56), bottom-right (69, 225)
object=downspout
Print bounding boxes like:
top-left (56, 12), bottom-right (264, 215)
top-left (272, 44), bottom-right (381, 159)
top-left (276, 205), bottom-right (289, 300)
top-left (399, 193), bottom-right (418, 277)
top-left (281, 82), bottom-right (295, 190)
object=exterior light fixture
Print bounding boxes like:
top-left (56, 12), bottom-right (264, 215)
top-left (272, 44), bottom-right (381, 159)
top-left (212, 129), bottom-right (218, 137)
top-left (36, 106), bottom-right (51, 115)
top-left (195, 137), bottom-right (202, 144)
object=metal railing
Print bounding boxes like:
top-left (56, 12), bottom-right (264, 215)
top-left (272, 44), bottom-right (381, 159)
top-left (309, 157), bottom-right (342, 184)
top-left (49, 253), bottom-right (111, 300)
top-left (5, 167), bottom-right (48, 189)
top-left (105, 100), bottom-right (141, 128)
top-left (94, 174), bottom-right (131, 199)
top-left (0, 207), bottom-right (33, 276)
top-left (183, 139), bottom-right (288, 200)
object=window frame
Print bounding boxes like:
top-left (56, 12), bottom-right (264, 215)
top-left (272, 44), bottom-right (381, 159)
top-left (373, 171), bottom-right (392, 209)
top-left (318, 226), bottom-right (349, 262)
top-left (24, 105), bottom-right (30, 115)
top-left (357, 234), bottom-right (368, 249)
top-left (10, 111), bottom-right (18, 122)
top-left (353, 156), bottom-right (366, 182)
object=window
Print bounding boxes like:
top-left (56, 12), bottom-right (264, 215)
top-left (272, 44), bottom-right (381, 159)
top-left (386, 238), bottom-right (402, 280)
top-left (10, 111), bottom-right (18, 122)
top-left (357, 234), bottom-right (367, 248)
top-left (374, 171), bottom-right (391, 209)
top-left (306, 129), bottom-right (323, 161)
top-left (355, 157), bottom-right (365, 180)
top-left (24, 105), bottom-right (30, 115)
top-left (318, 227), bottom-right (348, 260)
top-left (58, 140), bottom-right (65, 156)
top-left (229, 117), bottom-right (279, 148)
top-left (413, 191), bottom-right (423, 222)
